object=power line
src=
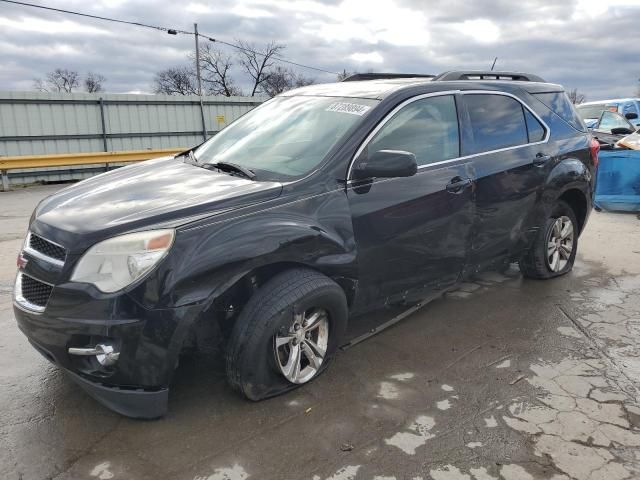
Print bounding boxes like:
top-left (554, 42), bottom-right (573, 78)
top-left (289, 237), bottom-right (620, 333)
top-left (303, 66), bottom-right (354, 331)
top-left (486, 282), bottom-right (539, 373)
top-left (0, 0), bottom-right (191, 34)
top-left (1, 0), bottom-right (339, 75)
top-left (202, 36), bottom-right (339, 75)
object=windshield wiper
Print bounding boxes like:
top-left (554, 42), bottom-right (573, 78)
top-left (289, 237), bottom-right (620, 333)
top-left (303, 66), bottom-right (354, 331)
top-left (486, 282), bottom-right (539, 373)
top-left (175, 149), bottom-right (198, 165)
top-left (206, 162), bottom-right (256, 180)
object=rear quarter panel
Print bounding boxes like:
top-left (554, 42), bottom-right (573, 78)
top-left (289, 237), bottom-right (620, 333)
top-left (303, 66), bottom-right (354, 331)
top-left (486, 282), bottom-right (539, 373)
top-left (523, 91), bottom-right (593, 240)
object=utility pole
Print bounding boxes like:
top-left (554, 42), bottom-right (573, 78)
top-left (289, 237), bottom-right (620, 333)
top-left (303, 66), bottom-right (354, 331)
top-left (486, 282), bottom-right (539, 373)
top-left (194, 23), bottom-right (207, 141)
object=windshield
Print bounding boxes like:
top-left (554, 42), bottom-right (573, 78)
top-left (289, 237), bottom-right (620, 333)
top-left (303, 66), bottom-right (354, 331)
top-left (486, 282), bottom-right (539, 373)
top-left (577, 104), bottom-right (608, 119)
top-left (194, 95), bottom-right (379, 181)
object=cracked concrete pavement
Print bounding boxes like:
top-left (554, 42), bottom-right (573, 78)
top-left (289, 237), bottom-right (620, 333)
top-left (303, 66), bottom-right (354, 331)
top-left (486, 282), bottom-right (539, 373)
top-left (1, 185), bottom-right (639, 480)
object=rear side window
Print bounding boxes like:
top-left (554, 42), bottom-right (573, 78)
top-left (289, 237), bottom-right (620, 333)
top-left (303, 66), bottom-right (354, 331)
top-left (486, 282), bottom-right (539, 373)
top-left (368, 95), bottom-right (460, 166)
top-left (465, 94), bottom-right (528, 153)
top-left (533, 92), bottom-right (586, 132)
top-left (524, 109), bottom-right (546, 142)
top-left (622, 102), bottom-right (639, 116)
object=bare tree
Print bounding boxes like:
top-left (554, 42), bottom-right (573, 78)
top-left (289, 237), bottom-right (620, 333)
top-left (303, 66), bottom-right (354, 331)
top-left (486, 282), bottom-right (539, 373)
top-left (237, 40), bottom-right (285, 96)
top-left (262, 66), bottom-right (315, 97)
top-left (153, 67), bottom-right (198, 95)
top-left (33, 78), bottom-right (49, 92)
top-left (293, 72), bottom-right (315, 88)
top-left (197, 44), bottom-right (242, 96)
top-left (262, 66), bottom-right (291, 97)
top-left (33, 68), bottom-right (80, 92)
top-left (84, 72), bottom-right (106, 93)
top-left (337, 70), bottom-right (353, 81)
top-left (567, 88), bottom-right (586, 104)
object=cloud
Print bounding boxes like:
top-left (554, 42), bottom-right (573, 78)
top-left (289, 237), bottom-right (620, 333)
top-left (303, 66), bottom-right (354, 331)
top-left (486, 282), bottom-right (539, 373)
top-left (350, 51), bottom-right (384, 64)
top-left (453, 19), bottom-right (500, 43)
top-left (0, 0), bottom-right (638, 100)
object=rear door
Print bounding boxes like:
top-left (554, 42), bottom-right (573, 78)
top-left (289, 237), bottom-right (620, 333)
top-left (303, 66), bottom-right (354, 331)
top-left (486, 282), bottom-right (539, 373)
top-left (347, 93), bottom-right (475, 308)
top-left (460, 92), bottom-right (550, 269)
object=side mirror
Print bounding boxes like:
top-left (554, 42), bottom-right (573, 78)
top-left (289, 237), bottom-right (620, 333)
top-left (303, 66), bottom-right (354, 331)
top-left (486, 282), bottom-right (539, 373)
top-left (611, 127), bottom-right (634, 135)
top-left (625, 112), bottom-right (638, 120)
top-left (352, 150), bottom-right (418, 180)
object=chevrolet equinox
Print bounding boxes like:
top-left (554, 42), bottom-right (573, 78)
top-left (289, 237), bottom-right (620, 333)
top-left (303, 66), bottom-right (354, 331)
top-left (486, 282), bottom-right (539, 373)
top-left (14, 71), bottom-right (597, 418)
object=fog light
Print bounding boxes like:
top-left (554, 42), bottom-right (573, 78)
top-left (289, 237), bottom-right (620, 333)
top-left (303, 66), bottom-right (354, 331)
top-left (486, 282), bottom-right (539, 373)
top-left (68, 344), bottom-right (120, 366)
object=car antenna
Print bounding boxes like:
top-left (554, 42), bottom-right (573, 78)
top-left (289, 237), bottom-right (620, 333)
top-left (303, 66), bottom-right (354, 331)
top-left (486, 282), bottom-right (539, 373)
top-left (490, 57), bottom-right (498, 71)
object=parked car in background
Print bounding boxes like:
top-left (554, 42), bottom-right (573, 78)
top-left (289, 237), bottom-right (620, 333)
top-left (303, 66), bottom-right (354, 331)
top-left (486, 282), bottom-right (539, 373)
top-left (14, 70), bottom-right (596, 419)
top-left (589, 109), bottom-right (639, 147)
top-left (577, 98), bottom-right (640, 128)
top-left (587, 109), bottom-right (640, 213)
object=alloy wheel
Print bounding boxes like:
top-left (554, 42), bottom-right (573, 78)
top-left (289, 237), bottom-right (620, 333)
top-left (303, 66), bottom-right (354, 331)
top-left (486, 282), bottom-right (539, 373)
top-left (274, 308), bottom-right (329, 384)
top-left (546, 215), bottom-right (574, 272)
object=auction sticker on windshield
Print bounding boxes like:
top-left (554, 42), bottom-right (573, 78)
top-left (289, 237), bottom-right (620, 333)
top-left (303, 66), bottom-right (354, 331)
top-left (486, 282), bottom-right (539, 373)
top-left (325, 102), bottom-right (371, 116)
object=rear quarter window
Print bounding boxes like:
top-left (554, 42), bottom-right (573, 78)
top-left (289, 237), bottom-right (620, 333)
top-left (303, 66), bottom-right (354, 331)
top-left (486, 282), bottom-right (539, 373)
top-left (524, 109), bottom-right (546, 142)
top-left (533, 92), bottom-right (586, 132)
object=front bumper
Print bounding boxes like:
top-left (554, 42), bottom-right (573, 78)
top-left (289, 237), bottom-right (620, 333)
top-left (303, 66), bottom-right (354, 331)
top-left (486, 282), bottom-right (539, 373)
top-left (27, 336), bottom-right (168, 418)
top-left (14, 299), bottom-right (202, 419)
top-left (68, 369), bottom-right (168, 419)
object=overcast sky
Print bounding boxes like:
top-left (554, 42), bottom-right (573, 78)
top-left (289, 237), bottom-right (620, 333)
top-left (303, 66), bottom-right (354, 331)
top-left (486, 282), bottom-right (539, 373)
top-left (1, 0), bottom-right (638, 100)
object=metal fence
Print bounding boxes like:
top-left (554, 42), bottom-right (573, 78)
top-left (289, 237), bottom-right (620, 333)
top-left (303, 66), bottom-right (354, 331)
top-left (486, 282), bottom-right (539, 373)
top-left (0, 91), bottom-right (264, 185)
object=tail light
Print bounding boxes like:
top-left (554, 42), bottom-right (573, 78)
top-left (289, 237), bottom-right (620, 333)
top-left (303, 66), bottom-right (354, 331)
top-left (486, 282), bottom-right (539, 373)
top-left (589, 137), bottom-right (600, 169)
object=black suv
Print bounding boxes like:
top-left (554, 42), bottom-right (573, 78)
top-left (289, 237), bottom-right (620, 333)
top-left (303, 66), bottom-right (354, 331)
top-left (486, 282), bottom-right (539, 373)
top-left (14, 71), bottom-right (597, 418)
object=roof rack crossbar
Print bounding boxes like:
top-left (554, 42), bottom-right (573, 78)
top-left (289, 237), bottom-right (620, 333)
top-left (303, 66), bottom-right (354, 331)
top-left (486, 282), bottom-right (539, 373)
top-left (342, 73), bottom-right (435, 82)
top-left (432, 71), bottom-right (545, 82)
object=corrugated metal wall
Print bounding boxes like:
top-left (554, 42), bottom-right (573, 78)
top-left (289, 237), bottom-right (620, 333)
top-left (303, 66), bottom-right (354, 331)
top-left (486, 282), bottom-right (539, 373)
top-left (0, 91), bottom-right (264, 184)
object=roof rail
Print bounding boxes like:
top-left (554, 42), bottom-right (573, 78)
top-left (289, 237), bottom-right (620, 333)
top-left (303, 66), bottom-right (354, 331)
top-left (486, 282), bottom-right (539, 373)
top-left (432, 71), bottom-right (546, 82)
top-left (342, 73), bottom-right (435, 82)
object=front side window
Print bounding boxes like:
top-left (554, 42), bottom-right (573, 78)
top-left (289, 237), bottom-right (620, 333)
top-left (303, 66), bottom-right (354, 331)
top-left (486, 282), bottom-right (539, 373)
top-left (465, 94), bottom-right (528, 153)
top-left (366, 95), bottom-right (460, 166)
top-left (194, 96), bottom-right (378, 181)
top-left (596, 111), bottom-right (634, 133)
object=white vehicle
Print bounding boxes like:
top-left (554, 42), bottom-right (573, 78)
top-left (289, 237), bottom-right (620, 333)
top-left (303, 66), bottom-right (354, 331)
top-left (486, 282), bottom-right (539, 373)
top-left (577, 98), bottom-right (640, 128)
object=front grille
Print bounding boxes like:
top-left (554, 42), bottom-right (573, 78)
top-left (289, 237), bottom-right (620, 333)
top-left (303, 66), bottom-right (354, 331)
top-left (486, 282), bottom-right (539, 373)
top-left (20, 274), bottom-right (53, 308)
top-left (29, 233), bottom-right (66, 262)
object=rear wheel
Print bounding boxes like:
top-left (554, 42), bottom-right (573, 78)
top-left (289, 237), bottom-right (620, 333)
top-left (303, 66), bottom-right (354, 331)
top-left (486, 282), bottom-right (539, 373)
top-left (519, 201), bottom-right (578, 279)
top-left (225, 268), bottom-right (347, 400)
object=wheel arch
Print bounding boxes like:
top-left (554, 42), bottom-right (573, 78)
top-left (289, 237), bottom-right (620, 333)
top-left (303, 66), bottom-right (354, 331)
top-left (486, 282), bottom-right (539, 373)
top-left (558, 188), bottom-right (588, 234)
top-left (542, 155), bottom-right (592, 236)
top-left (184, 261), bottom-right (357, 355)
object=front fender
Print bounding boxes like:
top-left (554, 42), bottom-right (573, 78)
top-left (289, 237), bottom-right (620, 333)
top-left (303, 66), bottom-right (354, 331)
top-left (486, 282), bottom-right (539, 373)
top-left (134, 189), bottom-right (357, 309)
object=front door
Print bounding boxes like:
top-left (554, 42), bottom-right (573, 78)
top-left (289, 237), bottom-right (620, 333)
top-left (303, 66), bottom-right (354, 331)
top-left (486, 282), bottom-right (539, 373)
top-left (347, 94), bottom-right (476, 309)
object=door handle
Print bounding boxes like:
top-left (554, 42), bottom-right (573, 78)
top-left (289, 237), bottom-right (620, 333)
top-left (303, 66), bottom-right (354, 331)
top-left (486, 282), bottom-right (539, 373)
top-left (445, 177), bottom-right (472, 194)
top-left (533, 152), bottom-right (551, 166)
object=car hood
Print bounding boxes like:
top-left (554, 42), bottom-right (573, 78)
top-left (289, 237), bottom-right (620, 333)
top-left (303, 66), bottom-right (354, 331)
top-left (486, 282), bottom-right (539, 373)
top-left (32, 156), bottom-right (283, 251)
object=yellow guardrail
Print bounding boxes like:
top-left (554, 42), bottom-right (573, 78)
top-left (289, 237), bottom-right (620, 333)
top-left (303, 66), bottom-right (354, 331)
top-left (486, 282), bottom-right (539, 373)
top-left (0, 148), bottom-right (183, 170)
top-left (0, 148), bottom-right (184, 190)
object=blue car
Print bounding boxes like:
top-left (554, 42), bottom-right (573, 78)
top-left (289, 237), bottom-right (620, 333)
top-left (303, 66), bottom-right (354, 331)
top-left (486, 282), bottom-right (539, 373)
top-left (577, 98), bottom-right (640, 128)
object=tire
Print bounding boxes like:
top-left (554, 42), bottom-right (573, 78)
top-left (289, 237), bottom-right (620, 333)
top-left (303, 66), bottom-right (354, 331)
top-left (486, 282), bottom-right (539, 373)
top-left (225, 268), bottom-right (348, 401)
top-left (519, 200), bottom-right (578, 279)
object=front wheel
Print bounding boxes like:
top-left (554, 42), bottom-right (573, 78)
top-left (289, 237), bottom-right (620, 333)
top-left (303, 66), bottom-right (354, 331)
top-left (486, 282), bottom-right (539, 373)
top-left (519, 200), bottom-right (578, 279)
top-left (225, 268), bottom-right (348, 400)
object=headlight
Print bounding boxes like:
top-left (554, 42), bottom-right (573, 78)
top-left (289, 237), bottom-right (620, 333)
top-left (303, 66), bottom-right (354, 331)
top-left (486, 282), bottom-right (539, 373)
top-left (71, 229), bottom-right (174, 293)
